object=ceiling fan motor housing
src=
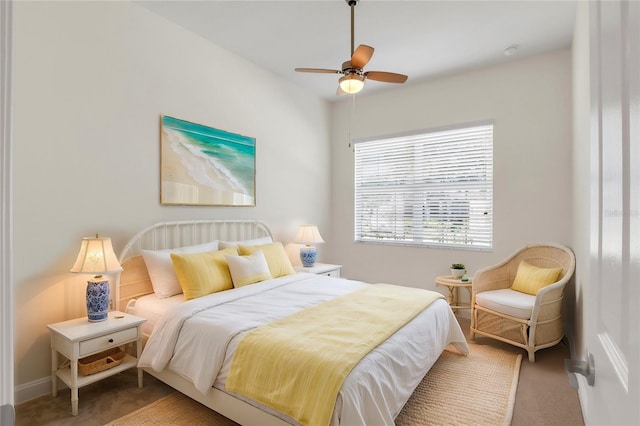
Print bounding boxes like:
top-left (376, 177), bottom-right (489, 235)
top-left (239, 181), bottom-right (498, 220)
top-left (341, 61), bottom-right (365, 76)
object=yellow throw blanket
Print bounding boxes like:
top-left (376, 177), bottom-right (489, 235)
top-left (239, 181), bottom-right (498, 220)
top-left (225, 283), bottom-right (444, 426)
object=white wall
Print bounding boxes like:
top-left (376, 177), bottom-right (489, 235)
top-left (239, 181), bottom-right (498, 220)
top-left (328, 51), bottom-right (573, 301)
top-left (13, 1), bottom-right (331, 401)
top-left (12, 1), bottom-right (577, 404)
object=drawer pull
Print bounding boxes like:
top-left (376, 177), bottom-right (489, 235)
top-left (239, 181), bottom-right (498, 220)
top-left (108, 338), bottom-right (114, 343)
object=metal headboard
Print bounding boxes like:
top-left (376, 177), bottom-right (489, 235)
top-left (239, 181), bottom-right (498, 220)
top-left (115, 220), bottom-right (273, 311)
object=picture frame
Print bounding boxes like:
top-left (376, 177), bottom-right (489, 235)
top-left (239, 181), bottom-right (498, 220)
top-left (160, 115), bottom-right (256, 206)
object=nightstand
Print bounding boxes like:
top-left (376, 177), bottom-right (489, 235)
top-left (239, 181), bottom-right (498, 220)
top-left (47, 311), bottom-right (146, 416)
top-left (294, 262), bottom-right (342, 277)
top-left (435, 275), bottom-right (472, 312)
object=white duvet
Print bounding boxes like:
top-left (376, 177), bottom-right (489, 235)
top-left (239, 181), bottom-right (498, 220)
top-left (138, 273), bottom-right (469, 426)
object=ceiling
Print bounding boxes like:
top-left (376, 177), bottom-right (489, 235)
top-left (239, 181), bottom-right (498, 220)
top-left (137, 1), bottom-right (578, 101)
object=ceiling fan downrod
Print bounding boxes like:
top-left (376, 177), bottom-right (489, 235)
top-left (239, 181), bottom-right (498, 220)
top-left (347, 0), bottom-right (359, 57)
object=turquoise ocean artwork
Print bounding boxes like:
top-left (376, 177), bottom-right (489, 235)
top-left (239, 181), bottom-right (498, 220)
top-left (161, 115), bottom-right (256, 206)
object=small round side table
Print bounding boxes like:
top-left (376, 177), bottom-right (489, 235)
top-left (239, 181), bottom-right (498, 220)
top-left (435, 275), bottom-right (472, 312)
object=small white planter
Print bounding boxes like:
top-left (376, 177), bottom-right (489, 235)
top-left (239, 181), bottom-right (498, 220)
top-left (450, 268), bottom-right (466, 278)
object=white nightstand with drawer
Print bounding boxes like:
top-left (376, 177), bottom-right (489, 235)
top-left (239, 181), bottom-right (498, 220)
top-left (47, 311), bottom-right (146, 415)
top-left (295, 263), bottom-right (342, 277)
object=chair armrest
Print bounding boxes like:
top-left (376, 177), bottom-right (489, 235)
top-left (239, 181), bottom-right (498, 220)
top-left (472, 263), bottom-right (512, 294)
top-left (531, 279), bottom-right (567, 321)
top-left (536, 280), bottom-right (566, 300)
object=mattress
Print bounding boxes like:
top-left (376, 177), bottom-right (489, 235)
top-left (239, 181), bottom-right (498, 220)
top-left (129, 293), bottom-right (184, 336)
top-left (136, 273), bottom-right (468, 425)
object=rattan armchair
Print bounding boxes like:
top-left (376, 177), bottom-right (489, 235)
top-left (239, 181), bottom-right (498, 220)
top-left (470, 243), bottom-right (575, 362)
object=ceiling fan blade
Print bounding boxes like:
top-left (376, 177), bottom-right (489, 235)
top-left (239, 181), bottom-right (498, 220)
top-left (337, 85), bottom-right (346, 96)
top-left (351, 45), bottom-right (374, 69)
top-left (295, 68), bottom-right (341, 74)
top-left (365, 71), bottom-right (408, 84)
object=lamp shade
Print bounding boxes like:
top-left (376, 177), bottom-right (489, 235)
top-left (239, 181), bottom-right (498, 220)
top-left (295, 225), bottom-right (325, 245)
top-left (70, 235), bottom-right (122, 275)
top-left (339, 74), bottom-right (365, 94)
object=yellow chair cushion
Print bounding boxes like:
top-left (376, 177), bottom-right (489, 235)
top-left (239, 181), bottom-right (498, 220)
top-left (170, 247), bottom-right (238, 300)
top-left (238, 242), bottom-right (295, 278)
top-left (511, 260), bottom-right (563, 295)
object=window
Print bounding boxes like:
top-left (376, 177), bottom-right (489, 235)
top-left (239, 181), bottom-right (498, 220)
top-left (354, 123), bottom-right (493, 250)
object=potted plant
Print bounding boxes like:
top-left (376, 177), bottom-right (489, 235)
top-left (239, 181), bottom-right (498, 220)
top-left (450, 263), bottom-right (466, 278)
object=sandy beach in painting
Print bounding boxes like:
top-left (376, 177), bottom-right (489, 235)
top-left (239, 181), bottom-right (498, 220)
top-left (161, 128), bottom-right (254, 206)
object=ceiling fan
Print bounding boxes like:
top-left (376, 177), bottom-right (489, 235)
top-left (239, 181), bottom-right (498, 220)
top-left (295, 0), bottom-right (408, 95)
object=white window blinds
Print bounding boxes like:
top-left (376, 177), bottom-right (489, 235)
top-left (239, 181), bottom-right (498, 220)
top-left (354, 123), bottom-right (493, 249)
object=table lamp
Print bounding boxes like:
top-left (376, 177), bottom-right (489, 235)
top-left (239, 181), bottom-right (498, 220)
top-left (70, 235), bottom-right (122, 322)
top-left (295, 225), bottom-right (324, 267)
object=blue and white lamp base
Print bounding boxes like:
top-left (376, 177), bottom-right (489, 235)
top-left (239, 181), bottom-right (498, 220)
top-left (86, 277), bottom-right (110, 322)
top-left (300, 246), bottom-right (318, 267)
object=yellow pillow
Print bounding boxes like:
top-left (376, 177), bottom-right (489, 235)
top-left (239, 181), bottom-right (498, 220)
top-left (238, 242), bottom-right (295, 278)
top-left (511, 260), bottom-right (563, 295)
top-left (170, 247), bottom-right (238, 300)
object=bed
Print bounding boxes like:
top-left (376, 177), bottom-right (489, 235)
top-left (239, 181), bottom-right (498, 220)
top-left (116, 220), bottom-right (469, 426)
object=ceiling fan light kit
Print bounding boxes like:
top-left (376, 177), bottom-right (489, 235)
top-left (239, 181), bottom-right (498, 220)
top-left (295, 0), bottom-right (408, 96)
top-left (339, 73), bottom-right (365, 94)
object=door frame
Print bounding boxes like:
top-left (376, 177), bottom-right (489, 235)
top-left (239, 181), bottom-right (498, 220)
top-left (0, 0), bottom-right (14, 424)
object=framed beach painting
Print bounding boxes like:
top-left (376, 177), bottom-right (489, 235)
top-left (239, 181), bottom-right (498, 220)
top-left (160, 115), bottom-right (256, 206)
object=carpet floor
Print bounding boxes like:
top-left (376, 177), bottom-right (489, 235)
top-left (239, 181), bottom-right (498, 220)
top-left (105, 344), bottom-right (520, 426)
top-left (16, 316), bottom-right (584, 426)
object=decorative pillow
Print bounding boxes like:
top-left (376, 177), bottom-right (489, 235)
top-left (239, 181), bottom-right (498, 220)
top-left (219, 236), bottom-right (273, 250)
top-left (511, 260), bottom-right (563, 295)
top-left (170, 247), bottom-right (238, 300)
top-left (141, 241), bottom-right (219, 298)
top-left (238, 242), bottom-right (295, 278)
top-left (225, 250), bottom-right (272, 288)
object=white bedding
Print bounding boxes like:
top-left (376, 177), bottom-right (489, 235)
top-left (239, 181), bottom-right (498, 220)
top-left (137, 273), bottom-right (469, 426)
top-left (129, 293), bottom-right (184, 336)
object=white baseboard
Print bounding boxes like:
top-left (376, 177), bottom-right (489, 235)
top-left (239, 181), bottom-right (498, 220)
top-left (14, 377), bottom-right (67, 405)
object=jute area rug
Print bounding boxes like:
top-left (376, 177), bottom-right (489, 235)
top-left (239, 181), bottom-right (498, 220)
top-left (106, 343), bottom-right (521, 426)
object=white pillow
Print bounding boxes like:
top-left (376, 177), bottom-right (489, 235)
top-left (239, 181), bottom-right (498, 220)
top-left (225, 250), bottom-right (272, 288)
top-left (142, 241), bottom-right (218, 298)
top-left (219, 236), bottom-right (273, 249)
